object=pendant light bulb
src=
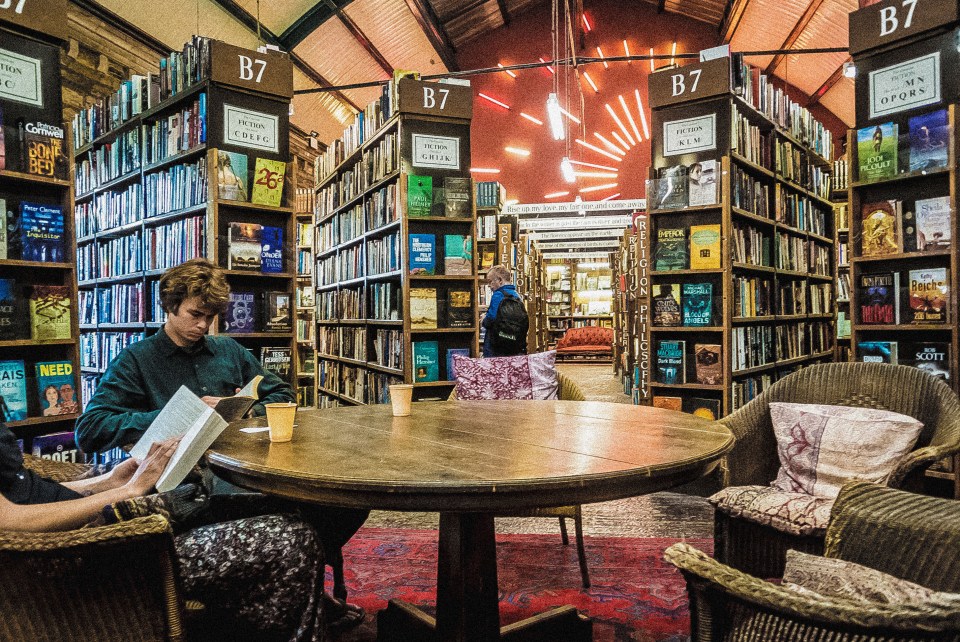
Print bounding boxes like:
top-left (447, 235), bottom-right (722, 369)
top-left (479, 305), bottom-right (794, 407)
top-left (560, 157), bottom-right (576, 183)
top-left (547, 93), bottom-right (565, 141)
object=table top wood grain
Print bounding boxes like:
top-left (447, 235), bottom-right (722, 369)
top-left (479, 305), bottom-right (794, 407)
top-left (207, 400), bottom-right (734, 512)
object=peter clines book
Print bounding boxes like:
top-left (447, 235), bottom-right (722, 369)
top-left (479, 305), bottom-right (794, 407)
top-left (0, 360), bottom-right (27, 422)
top-left (29, 285), bottom-right (71, 341)
top-left (250, 158), bottom-right (286, 207)
top-left (857, 122), bottom-right (898, 182)
top-left (908, 268), bottom-right (949, 323)
top-left (35, 361), bottom-right (79, 417)
top-left (20, 202), bottom-right (65, 262)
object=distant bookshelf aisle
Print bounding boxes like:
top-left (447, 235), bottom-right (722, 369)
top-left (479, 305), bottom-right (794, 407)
top-left (293, 139), bottom-right (319, 407)
top-left (312, 77), bottom-right (477, 407)
top-left (71, 37), bottom-right (298, 408)
top-left (646, 54), bottom-right (837, 419)
top-left (0, 16), bottom-right (82, 452)
top-left (546, 261), bottom-right (614, 349)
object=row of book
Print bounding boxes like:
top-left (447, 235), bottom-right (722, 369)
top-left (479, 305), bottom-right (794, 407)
top-left (409, 234), bottom-right (473, 276)
top-left (143, 95), bottom-right (207, 165)
top-left (0, 360), bottom-right (80, 423)
top-left (650, 161), bottom-right (719, 210)
top-left (75, 129), bottom-right (141, 194)
top-left (773, 139), bottom-right (831, 200)
top-left (413, 342), bottom-right (471, 383)
top-left (0, 281), bottom-right (71, 341)
top-left (222, 291), bottom-right (292, 334)
top-left (859, 269), bottom-right (950, 325)
top-left (856, 109), bottom-right (949, 182)
top-left (318, 325), bottom-right (366, 361)
top-left (296, 187), bottom-right (316, 215)
top-left (861, 196), bottom-right (950, 257)
top-left (651, 282), bottom-right (713, 326)
top-left (79, 282), bottom-right (147, 325)
top-left (774, 186), bottom-right (830, 237)
top-left (215, 152), bottom-right (287, 207)
top-left (75, 184), bottom-right (145, 238)
top-left (227, 222), bottom-right (285, 273)
top-left (653, 225), bottom-right (721, 271)
top-left (858, 341), bottom-right (950, 380)
top-left (317, 359), bottom-right (402, 405)
top-left (411, 287), bottom-right (473, 329)
top-left (652, 395), bottom-right (721, 421)
top-left (655, 341), bottom-right (722, 386)
top-left (80, 331), bottom-right (144, 372)
top-left (407, 175), bottom-right (472, 218)
top-left (0, 199), bottom-right (66, 262)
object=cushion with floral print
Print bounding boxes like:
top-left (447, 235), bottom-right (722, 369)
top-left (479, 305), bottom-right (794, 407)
top-left (452, 351), bottom-right (558, 401)
top-left (769, 402), bottom-right (924, 499)
top-left (708, 485), bottom-right (835, 536)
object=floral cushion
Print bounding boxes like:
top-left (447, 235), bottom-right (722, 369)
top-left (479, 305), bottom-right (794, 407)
top-left (709, 485), bottom-right (834, 536)
top-left (556, 326), bottom-right (613, 350)
top-left (452, 351), bottom-right (559, 401)
top-left (770, 402), bottom-right (925, 499)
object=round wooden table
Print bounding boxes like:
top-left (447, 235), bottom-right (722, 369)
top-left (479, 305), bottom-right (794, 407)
top-left (207, 400), bottom-right (734, 642)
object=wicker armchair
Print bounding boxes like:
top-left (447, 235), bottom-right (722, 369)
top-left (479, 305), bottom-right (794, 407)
top-left (449, 371), bottom-right (591, 588)
top-left (0, 455), bottom-right (189, 641)
top-left (715, 362), bottom-right (960, 578)
top-left (666, 481), bottom-right (960, 642)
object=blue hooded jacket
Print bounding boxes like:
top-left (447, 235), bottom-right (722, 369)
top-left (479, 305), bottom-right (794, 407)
top-left (482, 283), bottom-right (520, 357)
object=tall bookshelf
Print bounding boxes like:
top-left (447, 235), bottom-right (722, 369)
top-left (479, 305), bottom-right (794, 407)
top-left (847, 0), bottom-right (960, 496)
top-left (646, 55), bottom-right (836, 418)
top-left (0, 13), bottom-right (82, 451)
top-left (295, 152), bottom-right (317, 408)
top-left (72, 39), bottom-right (297, 405)
top-left (832, 157), bottom-right (851, 361)
top-left (313, 78), bottom-right (478, 405)
top-left (515, 234), bottom-right (548, 353)
top-left (612, 222), bottom-right (649, 400)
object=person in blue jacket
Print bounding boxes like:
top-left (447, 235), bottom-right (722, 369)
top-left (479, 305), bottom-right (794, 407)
top-left (482, 265), bottom-right (521, 357)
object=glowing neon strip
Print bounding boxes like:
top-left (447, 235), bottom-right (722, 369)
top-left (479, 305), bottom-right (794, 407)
top-left (520, 112), bottom-right (543, 125)
top-left (575, 139), bottom-right (622, 162)
top-left (620, 95), bottom-right (643, 143)
top-left (605, 103), bottom-right (635, 146)
top-left (497, 63), bottom-right (517, 79)
top-left (579, 183), bottom-right (618, 193)
top-left (478, 93), bottom-right (510, 109)
top-left (635, 89), bottom-right (650, 140)
top-left (593, 132), bottom-right (626, 156)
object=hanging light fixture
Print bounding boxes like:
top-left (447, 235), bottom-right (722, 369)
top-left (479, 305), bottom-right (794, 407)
top-left (546, 93), bottom-right (565, 140)
top-left (560, 157), bottom-right (576, 183)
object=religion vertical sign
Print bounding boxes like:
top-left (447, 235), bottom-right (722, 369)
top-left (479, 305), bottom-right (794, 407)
top-left (634, 214), bottom-right (651, 405)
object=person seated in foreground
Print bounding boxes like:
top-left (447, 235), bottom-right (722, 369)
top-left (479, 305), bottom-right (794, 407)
top-left (74, 257), bottom-right (368, 631)
top-left (0, 429), bottom-right (327, 641)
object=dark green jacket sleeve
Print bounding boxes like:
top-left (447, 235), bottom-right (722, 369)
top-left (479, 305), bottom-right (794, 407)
top-left (74, 351), bottom-right (161, 453)
top-left (236, 342), bottom-right (296, 415)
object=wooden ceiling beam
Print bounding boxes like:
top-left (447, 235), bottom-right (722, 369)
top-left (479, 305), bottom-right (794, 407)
top-left (719, 0), bottom-right (751, 44)
top-left (325, 0), bottom-right (394, 76)
top-left (401, 0), bottom-right (459, 71)
top-left (657, 0), bottom-right (667, 13)
top-left (764, 0), bottom-right (827, 75)
top-left (807, 59), bottom-right (846, 107)
top-left (496, 0), bottom-right (511, 25)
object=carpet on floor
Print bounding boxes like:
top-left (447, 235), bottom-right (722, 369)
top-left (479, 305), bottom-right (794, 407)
top-left (329, 526), bottom-right (710, 642)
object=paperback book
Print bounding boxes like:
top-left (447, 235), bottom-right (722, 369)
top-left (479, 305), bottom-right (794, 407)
top-left (444, 177), bottom-right (472, 217)
top-left (694, 344), bottom-right (722, 385)
top-left (31, 431), bottom-right (81, 463)
top-left (216, 150), bottom-right (249, 201)
top-left (908, 109), bottom-right (948, 172)
top-left (688, 160), bottom-right (718, 207)
top-left (859, 341), bottom-right (898, 364)
top-left (250, 158), bottom-right (286, 207)
top-left (652, 283), bottom-right (682, 326)
top-left (35, 360), bottom-right (78, 417)
top-left (443, 235), bottom-right (473, 275)
top-left (410, 287), bottom-right (438, 329)
top-left (859, 273), bottom-right (899, 325)
top-left (857, 122), bottom-right (898, 182)
top-left (260, 226), bottom-right (284, 273)
top-left (409, 234), bottom-right (436, 275)
top-left (860, 200), bottom-right (901, 256)
top-left (682, 282), bottom-right (713, 326)
top-left (654, 227), bottom-right (688, 270)
top-left (914, 196), bottom-right (951, 251)
top-left (907, 268), bottom-right (948, 323)
top-left (900, 342), bottom-right (950, 381)
top-left (413, 341), bottom-right (440, 382)
top-left (0, 278), bottom-right (24, 340)
top-left (224, 291), bottom-right (255, 333)
top-left (689, 224), bottom-right (721, 270)
top-left (655, 165), bottom-right (688, 209)
top-left (20, 202), bottom-right (65, 262)
top-left (228, 222), bottom-right (263, 271)
top-left (0, 360), bottom-right (27, 422)
top-left (446, 348), bottom-right (470, 381)
top-left (23, 121), bottom-right (69, 180)
top-left (263, 291), bottom-right (292, 332)
top-left (260, 346), bottom-right (292, 383)
top-left (690, 397), bottom-right (721, 421)
top-left (446, 289), bottom-right (473, 327)
top-left (29, 285), bottom-right (71, 341)
top-left (652, 396), bottom-right (683, 411)
top-left (655, 340), bottom-right (686, 385)
top-left (407, 175), bottom-right (433, 217)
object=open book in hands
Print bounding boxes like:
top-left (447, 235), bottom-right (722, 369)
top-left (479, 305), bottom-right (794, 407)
top-left (129, 376), bottom-right (262, 493)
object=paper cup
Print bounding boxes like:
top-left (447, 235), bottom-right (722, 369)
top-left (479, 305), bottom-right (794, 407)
top-left (389, 384), bottom-right (414, 417)
top-left (265, 402), bottom-right (297, 442)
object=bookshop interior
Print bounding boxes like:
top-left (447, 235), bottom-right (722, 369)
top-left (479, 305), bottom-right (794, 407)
top-left (4, 0), bottom-right (960, 640)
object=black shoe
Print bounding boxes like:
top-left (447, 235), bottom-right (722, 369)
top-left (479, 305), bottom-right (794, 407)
top-left (324, 594), bottom-right (366, 632)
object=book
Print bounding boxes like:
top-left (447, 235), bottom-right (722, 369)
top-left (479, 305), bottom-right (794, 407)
top-left (689, 224), bottom-right (721, 269)
top-left (907, 268), bottom-right (948, 323)
top-left (479, 246), bottom-right (495, 270)
top-left (20, 202), bottom-right (65, 262)
top-left (263, 291), bottom-right (293, 332)
top-left (407, 175), bottom-right (433, 217)
top-left (260, 225), bottom-right (284, 273)
top-left (409, 234), bottom-right (436, 275)
top-left (682, 282), bottom-right (713, 326)
top-left (900, 342), bottom-right (950, 381)
top-left (655, 165), bottom-right (688, 209)
top-left (29, 285), bottom-right (71, 341)
top-left (444, 177), bottom-right (472, 217)
top-left (260, 346), bottom-right (292, 383)
top-left (446, 348), bottom-right (470, 380)
top-left (23, 121), bottom-right (68, 180)
top-left (654, 227), bottom-right (688, 270)
top-left (0, 197), bottom-right (6, 258)
top-left (914, 196), bottom-right (951, 251)
top-left (652, 283), bottom-right (682, 326)
top-left (0, 278), bottom-right (24, 340)
top-left (443, 235), bottom-right (473, 275)
top-left (861, 200), bottom-right (901, 256)
top-left (228, 222), bottom-right (263, 271)
top-left (250, 158), bottom-right (286, 207)
top-left (857, 122), bottom-right (898, 182)
top-left (0, 360), bottom-right (27, 422)
top-left (35, 360), bottom-right (78, 417)
top-left (4, 198), bottom-right (19, 259)
top-left (859, 341), bottom-right (898, 364)
top-left (431, 186), bottom-right (447, 217)
top-left (224, 291), bottom-right (255, 333)
top-left (859, 273), bottom-right (899, 325)
top-left (216, 150), bottom-right (249, 201)
top-left (694, 344), bottom-right (722, 385)
top-left (652, 396), bottom-right (683, 411)
top-left (690, 397), bottom-right (721, 421)
top-left (655, 340), bottom-right (685, 384)
top-left (31, 431), bottom-right (81, 463)
top-left (129, 385), bottom-right (256, 493)
top-left (446, 289), bottom-right (472, 327)
top-left (413, 341), bottom-right (440, 382)
top-left (908, 109), bottom-right (948, 172)
top-left (410, 287), bottom-right (438, 329)
top-left (688, 160), bottom-right (718, 206)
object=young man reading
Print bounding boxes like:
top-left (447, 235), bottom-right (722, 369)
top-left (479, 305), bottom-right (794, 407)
top-left (75, 257), bottom-right (368, 631)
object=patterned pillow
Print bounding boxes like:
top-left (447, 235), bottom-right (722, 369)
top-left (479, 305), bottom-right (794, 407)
top-left (709, 485), bottom-right (834, 537)
top-left (769, 402), bottom-right (924, 499)
top-left (452, 351), bottom-right (558, 401)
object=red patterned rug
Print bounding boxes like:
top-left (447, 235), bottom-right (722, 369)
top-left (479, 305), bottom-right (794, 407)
top-left (330, 527), bottom-right (711, 641)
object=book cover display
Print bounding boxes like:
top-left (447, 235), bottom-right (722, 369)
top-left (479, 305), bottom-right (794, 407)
top-left (446, 289), bottom-right (472, 327)
top-left (914, 196), bottom-right (951, 251)
top-left (861, 201), bottom-right (901, 256)
top-left (688, 160), bottom-right (718, 207)
top-left (228, 222), bottom-right (262, 271)
top-left (908, 109), bottom-right (948, 172)
top-left (859, 273), bottom-right (899, 325)
top-left (0, 278), bottom-right (24, 340)
top-left (224, 291), bottom-right (255, 333)
top-left (0, 360), bottom-right (27, 422)
top-left (250, 158), bottom-right (286, 207)
top-left (652, 283), bottom-right (682, 326)
top-left (35, 360), bottom-right (78, 416)
top-left (655, 340), bottom-right (685, 384)
top-left (261, 346), bottom-right (292, 383)
top-left (23, 121), bottom-right (69, 180)
top-left (652, 396), bottom-right (683, 411)
top-left (216, 150), bottom-right (249, 201)
top-left (654, 228), bottom-right (688, 270)
top-left (444, 177), bottom-right (472, 217)
top-left (29, 285), bottom-right (71, 341)
top-left (656, 165), bottom-right (688, 209)
top-left (409, 234), bottom-right (436, 275)
top-left (31, 431), bottom-right (81, 463)
top-left (694, 344), bottom-right (722, 385)
top-left (859, 341), bottom-right (898, 364)
top-left (263, 291), bottom-right (292, 332)
top-left (413, 341), bottom-right (440, 382)
top-left (857, 122), bottom-right (898, 182)
top-left (907, 268), bottom-right (948, 323)
top-left (443, 235), bottom-right (472, 275)
top-left (407, 175), bottom-right (433, 218)
top-left (689, 224), bottom-right (721, 269)
top-left (446, 348), bottom-right (470, 380)
top-left (20, 202), bottom-right (65, 262)
top-left (410, 287), bottom-right (438, 329)
top-left (260, 226), bottom-right (284, 273)
top-left (900, 342), bottom-right (950, 380)
top-left (682, 282), bottom-right (713, 326)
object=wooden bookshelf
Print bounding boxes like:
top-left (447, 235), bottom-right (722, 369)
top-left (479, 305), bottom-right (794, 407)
top-left (0, 18), bottom-right (82, 453)
top-left (292, 139), bottom-right (319, 408)
top-left (833, 160), bottom-right (851, 361)
top-left (847, 0), bottom-right (960, 497)
top-left (611, 220), bottom-right (649, 402)
top-left (73, 39), bottom-right (297, 411)
top-left (646, 55), bottom-right (837, 418)
top-left (313, 78), bottom-right (477, 405)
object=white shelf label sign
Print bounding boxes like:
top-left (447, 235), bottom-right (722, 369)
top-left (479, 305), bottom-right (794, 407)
top-left (869, 52), bottom-right (940, 119)
top-left (663, 114), bottom-right (716, 156)
top-left (412, 134), bottom-right (460, 169)
top-left (224, 104), bottom-right (279, 153)
top-left (0, 46), bottom-right (42, 107)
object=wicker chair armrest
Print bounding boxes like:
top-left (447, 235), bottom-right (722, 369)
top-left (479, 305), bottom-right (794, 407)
top-left (557, 372), bottom-right (586, 401)
top-left (0, 514), bottom-right (172, 552)
top-left (21, 453), bottom-right (92, 482)
top-left (664, 543), bottom-right (960, 635)
top-left (719, 401), bottom-right (779, 487)
top-left (888, 444), bottom-right (959, 488)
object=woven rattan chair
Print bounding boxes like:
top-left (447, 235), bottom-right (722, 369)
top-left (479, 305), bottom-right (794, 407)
top-left (666, 481), bottom-right (960, 642)
top-left (449, 370), bottom-right (591, 588)
top-left (715, 362), bottom-right (960, 578)
top-left (0, 455), bottom-right (188, 642)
